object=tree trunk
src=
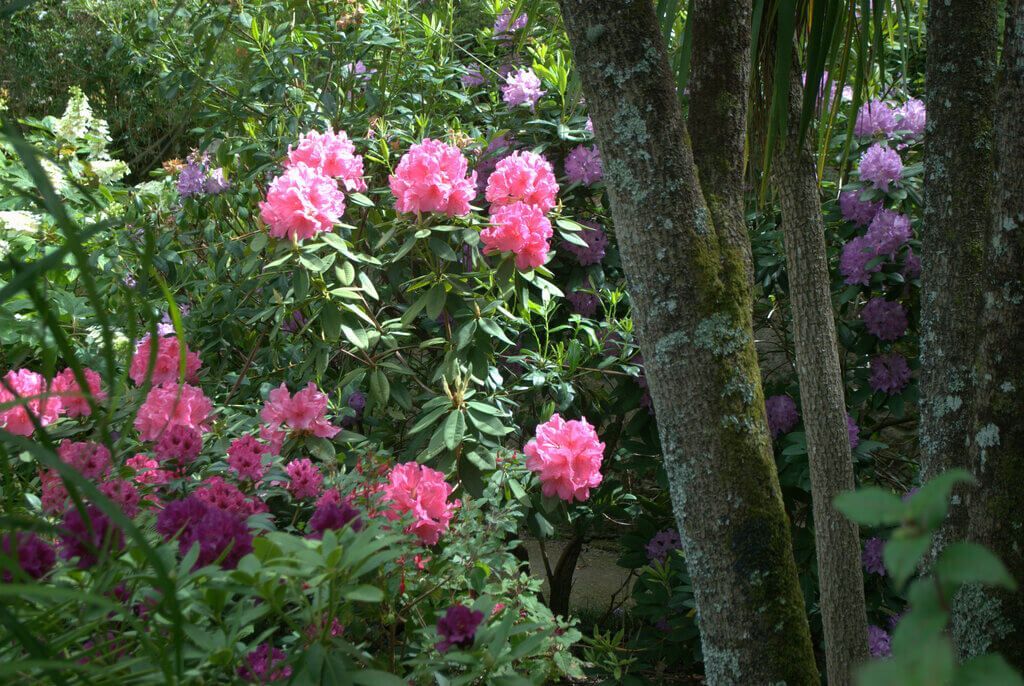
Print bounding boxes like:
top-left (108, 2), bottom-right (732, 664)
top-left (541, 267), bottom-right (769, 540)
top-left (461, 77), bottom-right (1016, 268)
top-left (953, 0), bottom-right (1024, 665)
top-left (773, 67), bottom-right (869, 685)
top-left (557, 2), bottom-right (818, 683)
top-left (548, 536), bottom-right (583, 619)
top-left (920, 0), bottom-right (999, 547)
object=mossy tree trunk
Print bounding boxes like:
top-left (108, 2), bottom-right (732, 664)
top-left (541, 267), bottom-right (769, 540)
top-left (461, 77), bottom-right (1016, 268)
top-left (557, 2), bottom-right (818, 683)
top-left (953, 0), bottom-right (1024, 665)
top-left (920, 0), bottom-right (999, 546)
top-left (773, 66), bottom-right (869, 686)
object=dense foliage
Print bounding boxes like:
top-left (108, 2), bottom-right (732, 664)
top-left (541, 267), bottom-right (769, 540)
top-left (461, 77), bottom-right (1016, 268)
top-left (0, 1), bottom-right (1018, 684)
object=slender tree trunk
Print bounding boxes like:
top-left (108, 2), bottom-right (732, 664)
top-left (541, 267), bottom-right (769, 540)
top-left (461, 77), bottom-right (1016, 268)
top-left (557, 2), bottom-right (818, 683)
top-left (920, 0), bottom-right (999, 546)
top-left (773, 67), bottom-right (869, 685)
top-left (954, 0), bottom-right (1024, 664)
top-left (688, 0), bottom-right (754, 285)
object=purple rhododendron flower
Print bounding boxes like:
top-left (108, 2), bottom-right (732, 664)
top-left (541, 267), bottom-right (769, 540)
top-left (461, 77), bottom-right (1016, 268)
top-left (60, 505), bottom-right (123, 569)
top-left (839, 189), bottom-right (883, 226)
top-left (862, 537), bottom-right (886, 576)
top-left (866, 209), bottom-right (912, 257)
top-left (281, 310), bottom-right (307, 334)
top-left (462, 68), bottom-right (485, 88)
top-left (493, 7), bottom-right (527, 39)
top-left (238, 643), bottom-right (292, 683)
top-left (868, 625), bottom-right (892, 658)
top-left (854, 99), bottom-right (897, 137)
top-left (560, 220), bottom-right (607, 266)
top-left (840, 236), bottom-right (882, 286)
top-left (869, 353), bottom-right (912, 395)
top-left (567, 290), bottom-right (599, 317)
top-left (436, 604), bottom-right (485, 653)
top-left (847, 413), bottom-right (861, 449)
top-left (902, 248), bottom-right (922, 279)
top-left (861, 298), bottom-right (909, 342)
top-left (1, 532), bottom-right (56, 581)
top-left (308, 500), bottom-right (363, 538)
top-left (898, 98), bottom-right (926, 137)
top-left (177, 163), bottom-right (207, 198)
top-left (859, 144), bottom-right (903, 192)
top-left (564, 144), bottom-right (603, 186)
top-left (765, 395), bottom-right (799, 438)
top-left (502, 68), bottom-right (545, 110)
top-left (645, 529), bottom-right (682, 563)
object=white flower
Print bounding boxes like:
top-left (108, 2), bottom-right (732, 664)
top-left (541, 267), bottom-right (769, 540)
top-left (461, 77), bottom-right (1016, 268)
top-left (0, 210), bottom-right (42, 234)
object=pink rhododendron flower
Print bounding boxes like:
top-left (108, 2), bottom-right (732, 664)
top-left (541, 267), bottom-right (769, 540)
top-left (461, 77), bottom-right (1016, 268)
top-left (40, 469), bottom-right (69, 513)
top-left (502, 68), bottom-right (545, 110)
top-left (195, 476), bottom-right (268, 516)
top-left (100, 479), bottom-right (142, 517)
top-left (155, 424), bottom-right (203, 466)
top-left (134, 383), bottom-right (213, 442)
top-left (58, 440), bottom-right (112, 481)
top-left (260, 382), bottom-right (340, 438)
top-left (286, 128), bottom-right (367, 192)
top-left (484, 151), bottom-right (558, 213)
top-left (129, 335), bottom-right (202, 387)
top-left (259, 424), bottom-right (287, 455)
top-left (524, 413), bottom-right (605, 502)
top-left (285, 458), bottom-right (324, 500)
top-left (383, 462), bottom-right (458, 545)
top-left (227, 435), bottom-right (269, 481)
top-left (52, 367), bottom-right (106, 417)
top-left (564, 145), bottom-right (603, 186)
top-left (480, 201), bottom-right (553, 270)
top-left (389, 139), bottom-right (477, 217)
top-left (0, 369), bottom-right (61, 436)
top-left (126, 454), bottom-right (174, 486)
top-left (259, 164), bottom-right (347, 242)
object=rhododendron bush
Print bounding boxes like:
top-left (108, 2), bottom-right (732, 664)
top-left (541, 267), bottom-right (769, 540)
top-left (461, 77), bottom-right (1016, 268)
top-left (1, 0), bottom-right (931, 682)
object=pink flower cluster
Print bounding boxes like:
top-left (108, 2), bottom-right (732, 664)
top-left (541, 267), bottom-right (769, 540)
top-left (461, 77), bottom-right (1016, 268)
top-left (285, 458), bottom-right (324, 499)
top-left (0, 369), bottom-right (62, 436)
top-left (227, 435), bottom-right (269, 481)
top-left (484, 151), bottom-right (558, 213)
top-left (260, 164), bottom-right (347, 242)
top-left (261, 382), bottom-right (340, 438)
top-left (134, 382), bottom-right (213, 442)
top-left (481, 202), bottom-right (553, 270)
top-left (389, 139), bottom-right (477, 217)
top-left (287, 128), bottom-right (367, 192)
top-left (383, 462), bottom-right (458, 545)
top-left (524, 414), bottom-right (605, 502)
top-left (1, 366), bottom-right (107, 436)
top-left (480, 151), bottom-right (559, 270)
top-left (41, 440), bottom-right (141, 517)
top-left (130, 334), bottom-right (202, 386)
top-left (52, 368), bottom-right (106, 417)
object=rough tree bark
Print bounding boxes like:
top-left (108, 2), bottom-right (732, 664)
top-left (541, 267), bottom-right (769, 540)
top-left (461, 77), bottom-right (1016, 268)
top-left (557, 2), bottom-right (818, 683)
top-left (953, 0), bottom-right (1024, 665)
top-left (920, 0), bottom-right (999, 546)
top-left (773, 67), bottom-right (869, 685)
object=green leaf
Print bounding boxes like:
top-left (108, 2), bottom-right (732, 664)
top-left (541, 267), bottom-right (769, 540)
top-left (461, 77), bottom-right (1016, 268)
top-left (425, 284), bottom-right (446, 321)
top-left (834, 487), bottom-right (905, 526)
top-left (408, 404), bottom-right (450, 436)
top-left (957, 655), bottom-right (1024, 686)
top-left (369, 369), bottom-right (390, 407)
top-left (342, 585), bottom-right (384, 602)
top-left (907, 469), bottom-right (975, 529)
top-left (884, 534), bottom-right (933, 589)
top-left (443, 410), bottom-right (466, 451)
top-left (455, 319), bottom-right (477, 350)
top-left (935, 542), bottom-right (1017, 591)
